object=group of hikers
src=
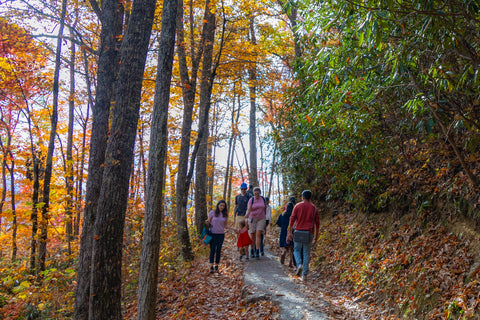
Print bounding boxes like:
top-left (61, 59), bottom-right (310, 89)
top-left (205, 183), bottom-right (319, 282)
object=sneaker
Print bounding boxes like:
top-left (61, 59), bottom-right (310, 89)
top-left (296, 265), bottom-right (303, 276)
top-left (280, 252), bottom-right (286, 265)
top-left (239, 255), bottom-right (243, 261)
top-left (301, 274), bottom-right (307, 282)
top-left (214, 265), bottom-right (219, 273)
top-left (245, 257), bottom-right (249, 261)
top-left (209, 266), bottom-right (214, 274)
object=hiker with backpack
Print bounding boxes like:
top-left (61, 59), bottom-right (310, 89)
top-left (245, 187), bottom-right (267, 259)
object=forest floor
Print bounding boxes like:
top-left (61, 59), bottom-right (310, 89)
top-left (140, 227), bottom-right (393, 320)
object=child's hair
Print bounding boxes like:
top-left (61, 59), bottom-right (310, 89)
top-left (239, 220), bottom-right (246, 228)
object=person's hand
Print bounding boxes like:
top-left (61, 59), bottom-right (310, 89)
top-left (287, 231), bottom-right (293, 242)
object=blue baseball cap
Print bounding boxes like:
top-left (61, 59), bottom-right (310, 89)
top-left (240, 182), bottom-right (247, 189)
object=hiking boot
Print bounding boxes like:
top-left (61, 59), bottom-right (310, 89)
top-left (255, 249), bottom-right (260, 259)
top-left (214, 265), bottom-right (219, 273)
top-left (296, 265), bottom-right (303, 276)
top-left (209, 266), bottom-right (214, 274)
top-left (280, 252), bottom-right (286, 265)
top-left (261, 251), bottom-right (264, 256)
top-left (302, 274), bottom-right (307, 282)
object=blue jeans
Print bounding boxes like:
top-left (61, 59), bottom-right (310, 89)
top-left (209, 233), bottom-right (225, 264)
top-left (293, 238), bottom-right (312, 276)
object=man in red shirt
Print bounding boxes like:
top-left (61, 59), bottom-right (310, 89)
top-left (287, 190), bottom-right (319, 282)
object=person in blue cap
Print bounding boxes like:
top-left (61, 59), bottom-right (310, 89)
top-left (234, 182), bottom-right (251, 229)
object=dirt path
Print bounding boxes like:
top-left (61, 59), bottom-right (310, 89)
top-left (242, 245), bottom-right (329, 320)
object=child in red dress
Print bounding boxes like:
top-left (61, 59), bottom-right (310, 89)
top-left (237, 220), bottom-right (253, 261)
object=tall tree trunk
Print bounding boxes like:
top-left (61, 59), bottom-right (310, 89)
top-left (136, 0), bottom-right (177, 317)
top-left (0, 141), bottom-right (6, 234)
top-left (268, 145), bottom-right (276, 199)
top-left (259, 138), bottom-right (265, 191)
top-left (208, 137), bottom-right (214, 208)
top-left (66, 31), bottom-right (76, 254)
top-left (73, 0), bottom-right (124, 318)
top-left (89, 0), bottom-right (157, 316)
top-left (24, 102), bottom-right (41, 273)
top-left (38, 0), bottom-right (67, 273)
top-left (223, 90), bottom-right (235, 200)
top-left (8, 156), bottom-right (16, 261)
top-left (174, 0), bottom-right (203, 262)
top-left (247, 16), bottom-right (259, 188)
top-left (224, 89), bottom-right (240, 207)
top-left (240, 136), bottom-right (250, 175)
top-left (194, 0), bottom-right (216, 234)
top-left (276, 0), bottom-right (302, 65)
top-left (138, 123), bottom-right (148, 194)
top-left (74, 47), bottom-right (93, 237)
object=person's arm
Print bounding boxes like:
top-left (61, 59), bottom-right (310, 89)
top-left (225, 219), bottom-right (236, 232)
top-left (245, 199), bottom-right (252, 226)
top-left (287, 206), bottom-right (297, 241)
top-left (265, 206), bottom-right (272, 227)
top-left (233, 196), bottom-right (238, 225)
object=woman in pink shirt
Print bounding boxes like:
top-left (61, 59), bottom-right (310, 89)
top-left (206, 200), bottom-right (230, 273)
top-left (245, 187), bottom-right (266, 259)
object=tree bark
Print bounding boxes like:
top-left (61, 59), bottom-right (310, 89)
top-left (174, 0), bottom-right (203, 262)
top-left (247, 16), bottom-right (259, 188)
top-left (73, 0), bottom-right (124, 317)
top-left (66, 32), bottom-right (76, 253)
top-left (24, 102), bottom-right (41, 273)
top-left (38, 0), bottom-right (67, 273)
top-left (136, 0), bottom-right (177, 317)
top-left (74, 47), bottom-right (93, 237)
top-left (194, 0), bottom-right (216, 234)
top-left (8, 156), bottom-right (16, 261)
top-left (88, 0), bottom-right (157, 316)
top-left (0, 133), bottom-right (6, 234)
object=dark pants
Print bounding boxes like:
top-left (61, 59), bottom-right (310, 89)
top-left (209, 233), bottom-right (225, 264)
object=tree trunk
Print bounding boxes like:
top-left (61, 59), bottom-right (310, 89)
top-left (74, 47), bottom-right (93, 237)
top-left (222, 91), bottom-right (235, 200)
top-left (174, 0), bottom-right (203, 262)
top-left (268, 145), bottom-right (276, 199)
top-left (247, 16), bottom-right (259, 188)
top-left (276, 0), bottom-right (302, 65)
top-left (208, 137), bottom-right (214, 208)
top-left (136, 0), bottom-right (177, 317)
top-left (38, 0), bottom-right (67, 273)
top-left (24, 102), bottom-right (41, 273)
top-left (8, 156), bottom-right (16, 261)
top-left (0, 138), bottom-right (6, 234)
top-left (194, 0), bottom-right (216, 234)
top-left (73, 0), bottom-right (124, 318)
top-left (66, 32), bottom-right (76, 254)
top-left (88, 0), bottom-right (157, 317)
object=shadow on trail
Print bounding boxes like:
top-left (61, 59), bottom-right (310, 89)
top-left (242, 248), bottom-right (329, 320)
